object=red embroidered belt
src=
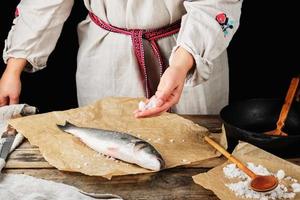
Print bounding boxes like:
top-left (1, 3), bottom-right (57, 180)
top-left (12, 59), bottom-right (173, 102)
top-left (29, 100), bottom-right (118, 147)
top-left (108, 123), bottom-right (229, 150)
top-left (89, 12), bottom-right (181, 98)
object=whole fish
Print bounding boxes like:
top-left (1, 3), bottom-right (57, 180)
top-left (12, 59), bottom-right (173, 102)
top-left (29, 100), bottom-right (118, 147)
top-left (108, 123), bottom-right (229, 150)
top-left (57, 122), bottom-right (165, 171)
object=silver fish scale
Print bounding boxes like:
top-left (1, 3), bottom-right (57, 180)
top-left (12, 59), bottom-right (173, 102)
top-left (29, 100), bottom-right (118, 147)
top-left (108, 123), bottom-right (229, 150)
top-left (87, 128), bottom-right (142, 145)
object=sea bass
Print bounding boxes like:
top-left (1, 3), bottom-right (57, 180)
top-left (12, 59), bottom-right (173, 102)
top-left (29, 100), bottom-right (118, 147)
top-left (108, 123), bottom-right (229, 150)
top-left (57, 122), bottom-right (165, 171)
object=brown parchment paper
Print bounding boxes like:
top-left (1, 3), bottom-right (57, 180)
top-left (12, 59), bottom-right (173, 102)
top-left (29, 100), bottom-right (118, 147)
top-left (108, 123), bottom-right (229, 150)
top-left (193, 142), bottom-right (300, 200)
top-left (8, 97), bottom-right (221, 179)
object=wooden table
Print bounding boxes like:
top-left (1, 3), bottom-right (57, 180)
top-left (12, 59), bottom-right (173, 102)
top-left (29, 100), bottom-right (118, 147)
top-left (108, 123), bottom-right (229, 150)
top-left (3, 115), bottom-right (300, 200)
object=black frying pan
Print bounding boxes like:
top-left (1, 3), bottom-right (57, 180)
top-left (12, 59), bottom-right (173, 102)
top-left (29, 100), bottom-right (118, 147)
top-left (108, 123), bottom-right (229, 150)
top-left (220, 99), bottom-right (300, 158)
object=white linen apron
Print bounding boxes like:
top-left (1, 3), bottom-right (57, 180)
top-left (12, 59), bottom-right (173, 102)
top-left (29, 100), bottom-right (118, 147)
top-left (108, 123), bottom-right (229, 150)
top-left (3, 0), bottom-right (243, 114)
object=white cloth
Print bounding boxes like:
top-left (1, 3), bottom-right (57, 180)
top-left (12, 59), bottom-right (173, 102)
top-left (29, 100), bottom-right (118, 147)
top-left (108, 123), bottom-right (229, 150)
top-left (3, 0), bottom-right (243, 114)
top-left (0, 104), bottom-right (37, 171)
top-left (0, 174), bottom-right (122, 200)
top-left (0, 104), bottom-right (36, 151)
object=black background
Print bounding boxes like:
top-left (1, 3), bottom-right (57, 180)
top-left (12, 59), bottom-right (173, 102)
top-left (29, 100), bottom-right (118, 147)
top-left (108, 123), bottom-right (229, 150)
top-left (1, 1), bottom-right (300, 113)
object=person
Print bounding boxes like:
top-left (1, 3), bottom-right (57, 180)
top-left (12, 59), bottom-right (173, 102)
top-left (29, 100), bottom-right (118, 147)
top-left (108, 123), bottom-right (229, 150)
top-left (0, 0), bottom-right (243, 118)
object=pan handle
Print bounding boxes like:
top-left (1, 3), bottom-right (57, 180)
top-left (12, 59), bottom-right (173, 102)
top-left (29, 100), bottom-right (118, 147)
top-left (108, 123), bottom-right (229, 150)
top-left (296, 86), bottom-right (300, 102)
top-left (295, 74), bottom-right (300, 103)
top-left (249, 133), bottom-right (272, 140)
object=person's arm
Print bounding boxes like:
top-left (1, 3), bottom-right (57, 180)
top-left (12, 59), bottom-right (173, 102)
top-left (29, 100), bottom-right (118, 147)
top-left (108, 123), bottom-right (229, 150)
top-left (135, 0), bottom-right (243, 118)
top-left (0, 0), bottom-right (74, 106)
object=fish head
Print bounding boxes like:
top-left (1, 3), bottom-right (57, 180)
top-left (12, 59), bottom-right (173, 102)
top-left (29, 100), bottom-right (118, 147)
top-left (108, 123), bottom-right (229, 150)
top-left (133, 141), bottom-right (165, 171)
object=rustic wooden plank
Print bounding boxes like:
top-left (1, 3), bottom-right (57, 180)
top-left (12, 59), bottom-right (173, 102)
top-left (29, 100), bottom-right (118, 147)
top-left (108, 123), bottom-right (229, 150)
top-left (181, 115), bottom-right (222, 133)
top-left (7, 147), bottom-right (298, 170)
top-left (3, 167), bottom-right (219, 200)
top-left (186, 157), bottom-right (226, 168)
top-left (5, 148), bottom-right (226, 169)
top-left (287, 158), bottom-right (300, 166)
top-left (6, 148), bottom-right (53, 169)
top-left (16, 140), bottom-right (38, 149)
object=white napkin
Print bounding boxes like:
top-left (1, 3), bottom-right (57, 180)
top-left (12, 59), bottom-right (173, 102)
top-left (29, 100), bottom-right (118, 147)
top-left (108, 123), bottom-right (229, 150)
top-left (0, 104), bottom-right (37, 142)
top-left (0, 104), bottom-right (37, 171)
top-left (0, 173), bottom-right (122, 200)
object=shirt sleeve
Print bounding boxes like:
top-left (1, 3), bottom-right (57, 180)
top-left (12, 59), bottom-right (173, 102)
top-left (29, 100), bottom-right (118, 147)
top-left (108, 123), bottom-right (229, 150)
top-left (169, 0), bottom-right (243, 86)
top-left (2, 0), bottom-right (74, 72)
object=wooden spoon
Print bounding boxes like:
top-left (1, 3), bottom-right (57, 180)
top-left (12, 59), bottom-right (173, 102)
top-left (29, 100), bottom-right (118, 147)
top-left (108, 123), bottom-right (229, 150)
top-left (204, 136), bottom-right (278, 192)
top-left (265, 77), bottom-right (300, 136)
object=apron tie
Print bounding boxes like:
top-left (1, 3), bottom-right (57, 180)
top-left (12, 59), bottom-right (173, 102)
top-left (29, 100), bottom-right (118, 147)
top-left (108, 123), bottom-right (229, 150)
top-left (89, 12), bottom-right (181, 98)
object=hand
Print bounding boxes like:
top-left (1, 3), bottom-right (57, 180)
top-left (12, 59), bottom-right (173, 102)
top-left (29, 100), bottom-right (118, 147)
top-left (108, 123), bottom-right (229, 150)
top-left (134, 47), bottom-right (194, 118)
top-left (134, 66), bottom-right (186, 118)
top-left (0, 58), bottom-right (26, 106)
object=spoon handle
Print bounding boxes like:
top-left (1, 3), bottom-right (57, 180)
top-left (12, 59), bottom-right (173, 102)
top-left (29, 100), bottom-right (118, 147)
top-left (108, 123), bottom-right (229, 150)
top-left (275, 77), bottom-right (299, 133)
top-left (204, 136), bottom-right (257, 179)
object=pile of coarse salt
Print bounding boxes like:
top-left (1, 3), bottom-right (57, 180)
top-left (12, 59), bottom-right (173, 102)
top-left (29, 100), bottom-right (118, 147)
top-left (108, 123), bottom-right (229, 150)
top-left (138, 98), bottom-right (157, 111)
top-left (223, 163), bottom-right (300, 199)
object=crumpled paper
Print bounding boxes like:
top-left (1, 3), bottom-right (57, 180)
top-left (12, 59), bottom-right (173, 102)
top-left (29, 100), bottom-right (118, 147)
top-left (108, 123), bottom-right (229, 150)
top-left (8, 97), bottom-right (220, 179)
top-left (193, 142), bottom-right (300, 200)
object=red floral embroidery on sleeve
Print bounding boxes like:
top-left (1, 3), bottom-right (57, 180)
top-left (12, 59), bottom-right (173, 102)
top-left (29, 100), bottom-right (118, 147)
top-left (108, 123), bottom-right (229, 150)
top-left (216, 13), bottom-right (227, 25)
top-left (215, 12), bottom-right (234, 37)
top-left (15, 8), bottom-right (19, 17)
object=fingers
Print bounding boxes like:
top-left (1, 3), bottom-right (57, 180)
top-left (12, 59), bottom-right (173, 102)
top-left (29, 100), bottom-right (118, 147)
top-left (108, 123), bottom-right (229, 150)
top-left (135, 87), bottom-right (182, 118)
top-left (0, 67), bottom-right (22, 107)
top-left (9, 95), bottom-right (19, 105)
top-left (0, 96), bottom-right (19, 106)
top-left (134, 103), bottom-right (168, 118)
top-left (0, 96), bottom-right (8, 106)
top-left (136, 108), bottom-right (170, 118)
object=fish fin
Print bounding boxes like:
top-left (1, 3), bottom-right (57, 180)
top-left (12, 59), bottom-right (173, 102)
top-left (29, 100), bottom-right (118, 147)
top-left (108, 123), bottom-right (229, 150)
top-left (56, 121), bottom-right (76, 131)
top-left (133, 140), bottom-right (148, 151)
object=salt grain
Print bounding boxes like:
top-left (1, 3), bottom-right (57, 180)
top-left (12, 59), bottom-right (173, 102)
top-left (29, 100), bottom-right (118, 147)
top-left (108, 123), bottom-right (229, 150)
top-left (223, 164), bottom-right (247, 179)
top-left (292, 183), bottom-right (300, 193)
top-left (138, 101), bottom-right (146, 111)
top-left (223, 163), bottom-right (300, 199)
top-left (84, 162), bottom-right (88, 166)
top-left (276, 169), bottom-right (285, 180)
top-left (138, 98), bottom-right (157, 111)
top-left (96, 153), bottom-right (102, 158)
top-left (247, 162), bottom-right (270, 176)
top-left (169, 139), bottom-right (174, 143)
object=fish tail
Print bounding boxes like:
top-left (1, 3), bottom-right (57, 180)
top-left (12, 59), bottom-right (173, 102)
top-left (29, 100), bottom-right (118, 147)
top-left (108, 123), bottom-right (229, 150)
top-left (56, 121), bottom-right (76, 131)
top-left (158, 156), bottom-right (166, 170)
